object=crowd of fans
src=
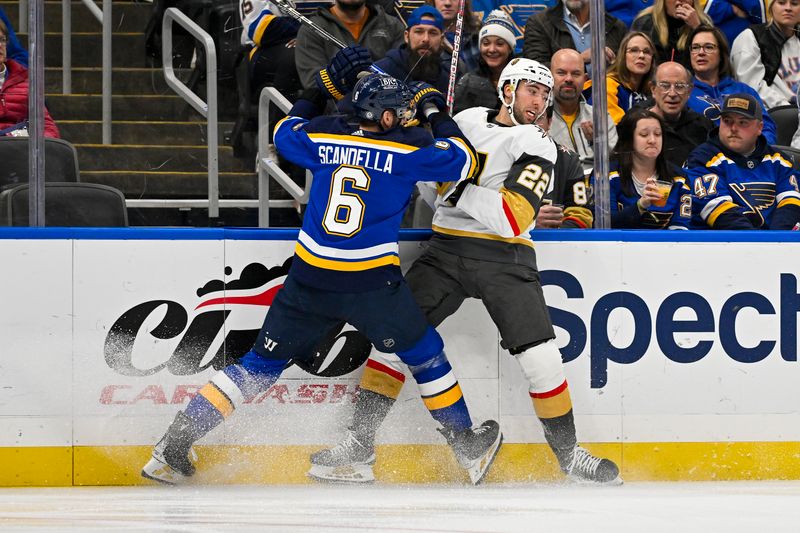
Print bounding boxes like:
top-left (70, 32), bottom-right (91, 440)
top-left (2, 0), bottom-right (800, 230)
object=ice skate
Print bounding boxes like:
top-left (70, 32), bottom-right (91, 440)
top-left (308, 431), bottom-right (376, 483)
top-left (141, 412), bottom-right (198, 485)
top-left (439, 420), bottom-right (502, 485)
top-left (562, 445), bottom-right (622, 485)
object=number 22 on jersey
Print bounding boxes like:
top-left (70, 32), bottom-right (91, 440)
top-left (323, 166), bottom-right (371, 237)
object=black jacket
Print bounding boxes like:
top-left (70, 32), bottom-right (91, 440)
top-left (661, 108), bottom-right (714, 167)
top-left (522, 1), bottom-right (627, 68)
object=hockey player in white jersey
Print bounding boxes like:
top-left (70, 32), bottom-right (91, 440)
top-left (309, 58), bottom-right (622, 485)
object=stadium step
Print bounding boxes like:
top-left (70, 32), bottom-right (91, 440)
top-left (75, 144), bottom-right (255, 173)
top-left (80, 171), bottom-right (258, 198)
top-left (58, 120), bottom-right (233, 145)
top-left (47, 94), bottom-right (203, 122)
top-left (45, 67), bottom-right (193, 95)
top-left (0, 0), bottom-right (152, 33)
top-left (41, 32), bottom-right (152, 69)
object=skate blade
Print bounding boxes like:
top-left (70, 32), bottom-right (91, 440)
top-left (307, 463), bottom-right (376, 484)
top-left (567, 473), bottom-right (624, 486)
top-left (465, 431), bottom-right (503, 485)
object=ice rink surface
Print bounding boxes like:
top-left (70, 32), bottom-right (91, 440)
top-left (1, 481), bottom-right (798, 532)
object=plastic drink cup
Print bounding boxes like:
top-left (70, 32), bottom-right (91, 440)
top-left (652, 180), bottom-right (672, 207)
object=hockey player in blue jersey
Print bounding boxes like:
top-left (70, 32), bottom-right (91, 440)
top-left (686, 93), bottom-right (800, 230)
top-left (141, 47), bottom-right (502, 485)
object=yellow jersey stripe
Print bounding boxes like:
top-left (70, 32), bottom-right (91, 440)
top-left (432, 225), bottom-right (534, 247)
top-left (450, 136), bottom-right (478, 178)
top-left (307, 133), bottom-right (418, 152)
top-left (707, 201), bottom-right (738, 227)
top-left (778, 197), bottom-right (800, 209)
top-left (253, 14), bottom-right (275, 46)
top-left (199, 383), bottom-right (234, 418)
top-left (295, 243), bottom-right (400, 271)
top-left (422, 383), bottom-right (464, 411)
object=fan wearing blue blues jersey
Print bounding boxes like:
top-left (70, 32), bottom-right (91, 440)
top-left (599, 107), bottom-right (692, 230)
top-left (142, 47), bottom-right (501, 486)
top-left (686, 93), bottom-right (800, 230)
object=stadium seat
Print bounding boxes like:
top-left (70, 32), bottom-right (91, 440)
top-left (0, 182), bottom-right (128, 227)
top-left (768, 105), bottom-right (799, 147)
top-left (0, 137), bottom-right (80, 188)
top-left (773, 144), bottom-right (800, 171)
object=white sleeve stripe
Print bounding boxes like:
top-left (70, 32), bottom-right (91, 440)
top-left (777, 190), bottom-right (800, 202)
top-left (449, 137), bottom-right (476, 182)
top-left (417, 372), bottom-right (457, 397)
top-left (211, 372), bottom-right (244, 408)
top-left (700, 195), bottom-right (733, 220)
top-left (298, 230), bottom-right (399, 259)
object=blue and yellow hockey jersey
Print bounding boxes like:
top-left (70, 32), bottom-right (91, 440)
top-left (593, 164), bottom-right (692, 229)
top-left (274, 114), bottom-right (476, 291)
top-left (685, 130), bottom-right (800, 230)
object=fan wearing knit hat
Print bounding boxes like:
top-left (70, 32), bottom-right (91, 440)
top-left (452, 10), bottom-right (516, 114)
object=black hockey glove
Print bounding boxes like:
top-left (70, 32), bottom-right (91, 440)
top-left (408, 82), bottom-right (447, 120)
top-left (316, 45), bottom-right (372, 101)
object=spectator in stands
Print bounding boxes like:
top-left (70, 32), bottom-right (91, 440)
top-left (704, 0), bottom-right (766, 46)
top-left (686, 92), bottom-right (800, 229)
top-left (731, 0), bottom-right (800, 108)
top-left (534, 106), bottom-right (594, 229)
top-left (373, 6), bottom-right (463, 92)
top-left (240, 0), bottom-right (302, 100)
top-left (427, 0), bottom-right (482, 70)
top-left (0, 19), bottom-right (59, 138)
top-left (0, 8), bottom-right (27, 67)
top-left (631, 0), bottom-right (712, 66)
top-left (522, 0), bottom-right (628, 71)
top-left (686, 25), bottom-right (778, 143)
top-left (584, 31), bottom-right (656, 125)
top-left (294, 0), bottom-right (404, 89)
top-left (647, 61), bottom-right (714, 166)
top-left (550, 48), bottom-right (618, 173)
top-left (601, 107), bottom-right (692, 229)
top-left (453, 10), bottom-right (515, 114)
top-left (607, 0), bottom-right (655, 28)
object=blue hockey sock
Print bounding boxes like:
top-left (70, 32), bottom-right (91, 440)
top-left (398, 326), bottom-right (472, 431)
top-left (183, 350), bottom-right (286, 440)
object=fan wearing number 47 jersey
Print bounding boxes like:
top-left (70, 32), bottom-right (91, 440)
top-left (310, 58), bottom-right (621, 486)
top-left (141, 47), bottom-right (502, 486)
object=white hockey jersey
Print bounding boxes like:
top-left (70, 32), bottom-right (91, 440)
top-left (430, 107), bottom-right (557, 259)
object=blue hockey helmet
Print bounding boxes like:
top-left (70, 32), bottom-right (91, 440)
top-left (351, 74), bottom-right (416, 124)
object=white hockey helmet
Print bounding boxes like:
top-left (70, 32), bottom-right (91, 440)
top-left (497, 58), bottom-right (553, 125)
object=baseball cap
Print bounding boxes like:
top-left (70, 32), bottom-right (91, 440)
top-left (721, 93), bottom-right (762, 120)
top-left (478, 10), bottom-right (516, 50)
top-left (407, 5), bottom-right (444, 31)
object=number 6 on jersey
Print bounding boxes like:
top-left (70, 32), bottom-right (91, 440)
top-left (323, 166), bottom-right (371, 236)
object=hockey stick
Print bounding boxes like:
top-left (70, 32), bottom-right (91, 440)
top-left (273, 0), bottom-right (387, 75)
top-left (445, 0), bottom-right (466, 114)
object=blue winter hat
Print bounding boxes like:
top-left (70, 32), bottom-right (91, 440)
top-left (407, 5), bottom-right (444, 31)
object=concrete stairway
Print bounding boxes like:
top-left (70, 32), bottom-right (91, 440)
top-left (4, 0), bottom-right (297, 226)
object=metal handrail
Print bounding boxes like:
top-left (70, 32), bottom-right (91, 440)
top-left (62, 0), bottom-right (112, 145)
top-left (162, 7), bottom-right (220, 221)
top-left (257, 87), bottom-right (312, 227)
